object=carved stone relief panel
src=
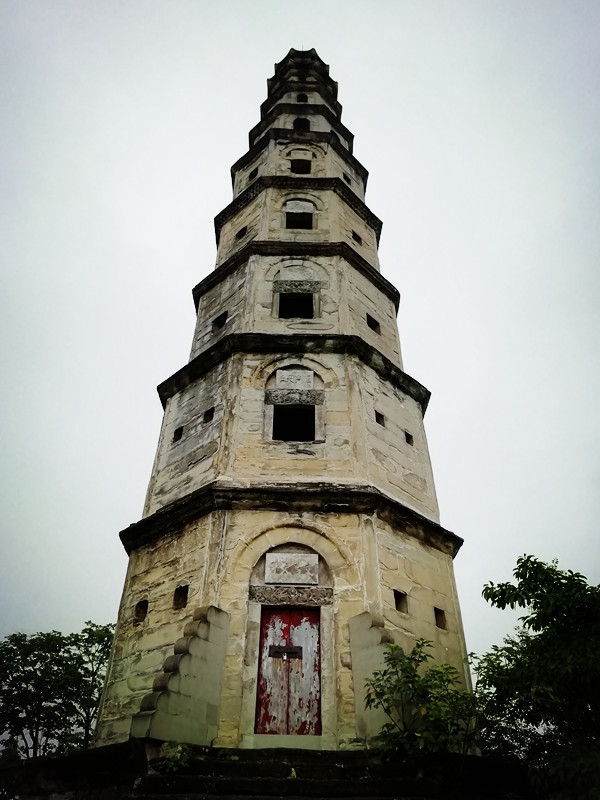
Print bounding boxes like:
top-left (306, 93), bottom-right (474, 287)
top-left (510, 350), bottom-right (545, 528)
top-left (265, 552), bottom-right (319, 584)
top-left (276, 369), bottom-right (314, 389)
top-left (249, 586), bottom-right (333, 606)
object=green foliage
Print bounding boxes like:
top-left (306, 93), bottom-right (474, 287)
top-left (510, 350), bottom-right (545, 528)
top-left (0, 622), bottom-right (114, 759)
top-left (364, 638), bottom-right (476, 756)
top-left (476, 555), bottom-right (600, 797)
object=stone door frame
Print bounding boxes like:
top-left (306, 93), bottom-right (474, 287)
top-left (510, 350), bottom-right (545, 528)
top-left (239, 593), bottom-right (336, 749)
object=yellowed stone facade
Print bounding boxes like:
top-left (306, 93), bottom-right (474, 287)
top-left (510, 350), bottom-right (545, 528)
top-left (95, 49), bottom-right (469, 751)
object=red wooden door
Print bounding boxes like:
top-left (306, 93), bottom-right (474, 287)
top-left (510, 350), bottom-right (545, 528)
top-left (255, 607), bottom-right (321, 735)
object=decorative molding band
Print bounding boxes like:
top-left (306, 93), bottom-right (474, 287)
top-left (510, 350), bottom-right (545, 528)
top-left (214, 176), bottom-right (382, 244)
top-left (249, 586), bottom-right (333, 606)
top-left (157, 332), bottom-right (429, 413)
top-left (273, 280), bottom-right (321, 293)
top-left (119, 481), bottom-right (463, 558)
top-left (192, 241), bottom-right (399, 311)
top-left (265, 389), bottom-right (324, 406)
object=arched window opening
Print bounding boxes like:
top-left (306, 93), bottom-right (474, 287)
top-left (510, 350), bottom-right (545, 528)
top-left (297, 93), bottom-right (308, 103)
top-left (293, 117), bottom-right (310, 132)
top-left (284, 199), bottom-right (314, 230)
top-left (265, 366), bottom-right (325, 443)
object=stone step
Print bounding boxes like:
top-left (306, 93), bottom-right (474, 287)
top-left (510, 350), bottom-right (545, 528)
top-left (134, 774), bottom-right (432, 797)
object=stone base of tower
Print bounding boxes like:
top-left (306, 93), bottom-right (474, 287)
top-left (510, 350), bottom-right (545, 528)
top-left (95, 484), bottom-right (468, 751)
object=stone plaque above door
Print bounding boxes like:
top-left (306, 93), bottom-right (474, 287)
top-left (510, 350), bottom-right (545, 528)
top-left (265, 552), bottom-right (319, 585)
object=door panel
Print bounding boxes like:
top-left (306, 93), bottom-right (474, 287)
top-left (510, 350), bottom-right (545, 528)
top-left (255, 607), bottom-right (321, 735)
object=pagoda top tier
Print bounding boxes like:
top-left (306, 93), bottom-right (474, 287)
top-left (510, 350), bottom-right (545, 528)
top-left (261, 48), bottom-right (342, 121)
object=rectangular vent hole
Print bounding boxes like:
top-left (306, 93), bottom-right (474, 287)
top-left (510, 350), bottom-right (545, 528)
top-left (434, 607), bottom-right (447, 630)
top-left (173, 585), bottom-right (189, 610)
top-left (366, 313), bottom-right (381, 334)
top-left (134, 599), bottom-right (148, 624)
top-left (394, 590), bottom-right (408, 614)
top-left (352, 230), bottom-right (362, 244)
top-left (203, 407), bottom-right (215, 423)
top-left (375, 411), bottom-right (385, 427)
top-left (405, 431), bottom-right (414, 446)
top-left (172, 426), bottom-right (184, 443)
top-left (212, 311), bottom-right (228, 330)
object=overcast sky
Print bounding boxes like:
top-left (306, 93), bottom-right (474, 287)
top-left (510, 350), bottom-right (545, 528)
top-left (1, 1), bottom-right (599, 658)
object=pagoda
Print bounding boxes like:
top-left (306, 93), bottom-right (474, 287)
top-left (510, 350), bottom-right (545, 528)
top-left (95, 49), bottom-right (469, 751)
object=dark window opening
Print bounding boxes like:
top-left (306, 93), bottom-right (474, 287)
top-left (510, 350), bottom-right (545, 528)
top-left (434, 607), bottom-right (447, 630)
top-left (394, 590), bottom-right (408, 614)
top-left (279, 292), bottom-right (314, 319)
top-left (405, 431), bottom-right (414, 446)
top-left (203, 406), bottom-right (215, 423)
top-left (366, 313), bottom-right (381, 334)
top-left (352, 230), bottom-right (362, 245)
top-left (375, 411), bottom-right (385, 427)
top-left (248, 167), bottom-right (258, 183)
top-left (286, 212), bottom-right (313, 230)
top-left (235, 226), bottom-right (248, 239)
top-left (134, 599), bottom-right (148, 624)
top-left (173, 585), bottom-right (189, 610)
top-left (172, 426), bottom-right (184, 442)
top-left (273, 404), bottom-right (315, 442)
top-left (212, 311), bottom-right (228, 330)
top-left (343, 172), bottom-right (352, 184)
top-left (293, 117), bottom-right (310, 132)
top-left (290, 159), bottom-right (311, 174)
top-left (297, 93), bottom-right (308, 103)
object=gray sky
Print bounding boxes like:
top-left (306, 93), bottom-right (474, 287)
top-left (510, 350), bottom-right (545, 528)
top-left (1, 0), bottom-right (599, 658)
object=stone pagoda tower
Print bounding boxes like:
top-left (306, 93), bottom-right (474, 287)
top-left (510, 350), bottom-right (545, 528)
top-left (95, 49), bottom-right (469, 752)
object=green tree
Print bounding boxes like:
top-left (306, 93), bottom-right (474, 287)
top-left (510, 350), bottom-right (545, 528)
top-left (476, 556), bottom-right (600, 797)
top-left (364, 638), bottom-right (476, 756)
top-left (0, 622), bottom-right (114, 759)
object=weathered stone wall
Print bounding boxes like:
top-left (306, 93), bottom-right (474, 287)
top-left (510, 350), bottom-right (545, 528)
top-left (190, 254), bottom-right (398, 365)
top-left (233, 142), bottom-right (365, 201)
top-left (217, 189), bottom-right (379, 271)
top-left (96, 507), bottom-right (467, 750)
top-left (143, 361), bottom-right (227, 517)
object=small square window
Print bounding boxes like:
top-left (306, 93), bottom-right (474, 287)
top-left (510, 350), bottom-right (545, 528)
top-left (203, 407), bottom-right (215, 423)
top-left (352, 230), bottom-right (362, 245)
top-left (273, 405), bottom-right (315, 442)
top-left (405, 431), bottom-right (414, 446)
top-left (248, 167), bottom-right (258, 183)
top-left (279, 292), bottom-right (314, 319)
top-left (394, 590), bottom-right (408, 614)
top-left (366, 313), bottom-right (381, 334)
top-left (434, 607), bottom-right (447, 630)
top-left (212, 311), bottom-right (228, 330)
top-left (286, 212), bottom-right (313, 230)
top-left (134, 599), bottom-right (148, 624)
top-left (290, 159), bottom-right (311, 174)
top-left (173, 585), bottom-right (189, 610)
top-left (375, 411), bottom-right (385, 427)
top-left (343, 172), bottom-right (352, 184)
top-left (172, 426), bottom-right (184, 443)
